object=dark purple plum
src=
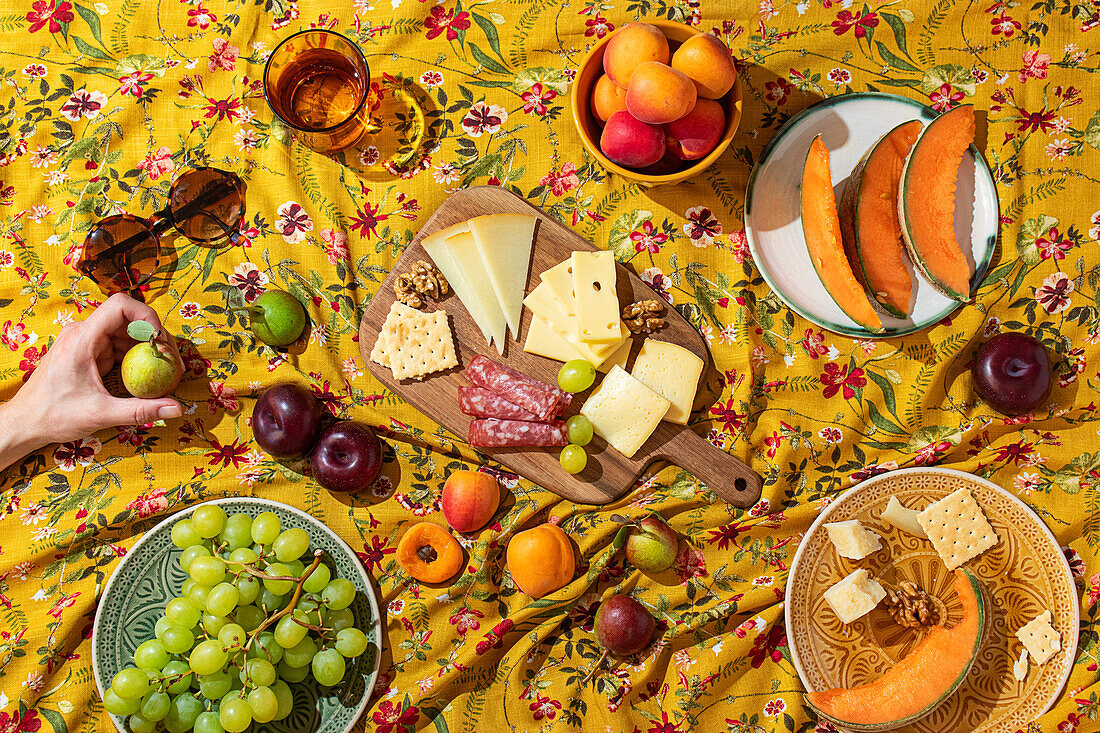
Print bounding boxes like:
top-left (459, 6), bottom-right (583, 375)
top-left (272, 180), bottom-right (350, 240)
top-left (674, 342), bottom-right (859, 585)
top-left (252, 383), bottom-right (323, 458)
top-left (311, 421), bottom-right (382, 494)
top-left (972, 333), bottom-right (1052, 416)
top-left (595, 594), bottom-right (655, 657)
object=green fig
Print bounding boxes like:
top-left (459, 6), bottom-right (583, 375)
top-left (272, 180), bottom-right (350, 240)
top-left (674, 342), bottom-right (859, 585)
top-left (121, 329), bottom-right (184, 399)
top-left (243, 290), bottom-right (306, 347)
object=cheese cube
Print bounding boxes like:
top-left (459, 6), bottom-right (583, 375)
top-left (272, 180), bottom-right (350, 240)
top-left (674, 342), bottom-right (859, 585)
top-left (1015, 610), bottom-right (1061, 665)
top-left (823, 569), bottom-right (886, 624)
top-left (580, 365), bottom-right (670, 458)
top-left (571, 251), bottom-right (621, 343)
top-left (630, 339), bottom-right (703, 424)
top-left (824, 519), bottom-right (882, 560)
top-left (881, 497), bottom-right (928, 539)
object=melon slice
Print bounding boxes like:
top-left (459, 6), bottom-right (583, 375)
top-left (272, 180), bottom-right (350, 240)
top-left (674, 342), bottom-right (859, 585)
top-left (838, 120), bottom-right (923, 318)
top-left (806, 568), bottom-right (986, 731)
top-left (800, 136), bottom-right (883, 333)
top-left (897, 104), bottom-right (975, 301)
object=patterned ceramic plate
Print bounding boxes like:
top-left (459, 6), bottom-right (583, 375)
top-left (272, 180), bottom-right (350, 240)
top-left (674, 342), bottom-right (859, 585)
top-left (785, 468), bottom-right (1077, 732)
top-left (92, 498), bottom-right (382, 733)
top-left (744, 93), bottom-right (999, 338)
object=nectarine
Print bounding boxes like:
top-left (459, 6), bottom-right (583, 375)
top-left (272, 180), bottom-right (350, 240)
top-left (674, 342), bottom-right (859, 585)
top-left (625, 61), bottom-right (697, 125)
top-left (671, 33), bottom-right (737, 99)
top-left (603, 22), bottom-right (669, 88)
top-left (665, 99), bottom-right (726, 160)
top-left (441, 470), bottom-right (500, 533)
top-left (600, 111), bottom-right (666, 168)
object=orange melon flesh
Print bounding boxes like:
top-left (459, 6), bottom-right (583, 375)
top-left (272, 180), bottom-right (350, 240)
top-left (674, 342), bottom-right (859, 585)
top-left (806, 569), bottom-right (983, 726)
top-left (899, 105), bottom-right (975, 300)
top-left (839, 120), bottom-right (922, 318)
top-left (801, 136), bottom-right (883, 333)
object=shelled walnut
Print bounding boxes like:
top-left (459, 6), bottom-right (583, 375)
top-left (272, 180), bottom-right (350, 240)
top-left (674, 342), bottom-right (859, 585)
top-left (622, 299), bottom-right (666, 334)
top-left (394, 260), bottom-right (449, 308)
top-left (883, 581), bottom-right (939, 629)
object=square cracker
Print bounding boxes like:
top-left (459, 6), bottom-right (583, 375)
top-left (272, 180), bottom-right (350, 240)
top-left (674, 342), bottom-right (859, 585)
top-left (370, 302), bottom-right (423, 368)
top-left (1016, 610), bottom-right (1061, 665)
top-left (388, 309), bottom-right (458, 380)
top-left (916, 487), bottom-right (999, 570)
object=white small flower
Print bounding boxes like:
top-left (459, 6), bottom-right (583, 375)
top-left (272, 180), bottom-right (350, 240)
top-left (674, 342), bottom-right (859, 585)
top-left (0, 691), bottom-right (8, 708)
top-left (23, 672), bottom-right (44, 693)
top-left (45, 234), bottom-right (62, 246)
top-left (826, 346), bottom-right (840, 360)
top-left (783, 353), bottom-right (796, 367)
top-left (32, 589), bottom-right (48, 601)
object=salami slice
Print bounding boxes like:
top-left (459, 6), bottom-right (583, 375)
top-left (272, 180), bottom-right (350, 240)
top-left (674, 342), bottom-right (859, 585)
top-left (468, 418), bottom-right (568, 448)
top-left (465, 356), bottom-right (569, 420)
top-left (459, 386), bottom-right (539, 421)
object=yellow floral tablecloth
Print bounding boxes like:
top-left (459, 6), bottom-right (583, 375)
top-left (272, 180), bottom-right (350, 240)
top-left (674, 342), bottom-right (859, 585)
top-left (1, 1), bottom-right (1099, 731)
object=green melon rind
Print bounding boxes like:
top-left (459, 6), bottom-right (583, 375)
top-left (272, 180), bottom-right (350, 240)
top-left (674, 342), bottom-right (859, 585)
top-left (800, 135), bottom-right (885, 334)
top-left (838, 122), bottom-right (918, 320)
top-left (897, 105), bottom-right (974, 303)
top-left (805, 567), bottom-right (987, 732)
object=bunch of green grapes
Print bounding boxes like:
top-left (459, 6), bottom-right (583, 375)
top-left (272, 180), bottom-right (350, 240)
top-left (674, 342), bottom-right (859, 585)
top-left (102, 507), bottom-right (370, 733)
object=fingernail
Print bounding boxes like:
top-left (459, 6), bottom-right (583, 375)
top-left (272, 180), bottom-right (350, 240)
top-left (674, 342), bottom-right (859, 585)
top-left (159, 405), bottom-right (183, 420)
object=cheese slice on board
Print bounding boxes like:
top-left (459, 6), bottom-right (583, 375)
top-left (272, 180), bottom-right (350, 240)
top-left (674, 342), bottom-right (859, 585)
top-left (630, 339), bottom-right (703, 425)
top-left (540, 260), bottom-right (579, 323)
top-left (467, 214), bottom-right (537, 340)
top-left (421, 224), bottom-right (505, 354)
top-left (523, 283), bottom-right (625, 362)
top-left (571, 251), bottom-right (622, 344)
top-left (581, 365), bottom-right (669, 458)
top-left (523, 313), bottom-right (632, 370)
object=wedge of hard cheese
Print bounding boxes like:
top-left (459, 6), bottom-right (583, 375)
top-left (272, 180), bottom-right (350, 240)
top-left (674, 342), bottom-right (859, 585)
top-left (422, 224), bottom-right (507, 354)
top-left (467, 214), bottom-right (537, 340)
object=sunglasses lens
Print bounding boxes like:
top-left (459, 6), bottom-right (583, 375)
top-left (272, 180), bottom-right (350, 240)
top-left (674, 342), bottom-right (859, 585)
top-left (79, 215), bottom-right (160, 293)
top-left (170, 168), bottom-right (245, 242)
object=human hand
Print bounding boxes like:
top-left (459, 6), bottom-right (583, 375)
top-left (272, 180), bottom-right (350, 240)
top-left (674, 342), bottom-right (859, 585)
top-left (0, 293), bottom-right (183, 469)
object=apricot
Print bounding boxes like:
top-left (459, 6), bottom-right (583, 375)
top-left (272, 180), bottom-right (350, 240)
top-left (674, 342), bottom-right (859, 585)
top-left (625, 61), bottom-right (697, 125)
top-left (592, 74), bottom-right (628, 124)
top-left (600, 110), bottom-right (665, 168)
top-left (396, 522), bottom-right (463, 584)
top-left (506, 523), bottom-right (574, 598)
top-left (665, 98), bottom-right (726, 160)
top-left (603, 22), bottom-right (669, 88)
top-left (441, 469), bottom-right (500, 533)
top-left (671, 33), bottom-right (738, 99)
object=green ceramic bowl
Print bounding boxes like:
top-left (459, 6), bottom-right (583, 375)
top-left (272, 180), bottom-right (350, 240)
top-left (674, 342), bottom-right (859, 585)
top-left (92, 497), bottom-right (382, 733)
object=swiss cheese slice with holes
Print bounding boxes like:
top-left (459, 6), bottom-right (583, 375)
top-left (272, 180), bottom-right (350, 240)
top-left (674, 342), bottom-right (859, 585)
top-left (467, 213), bottom-right (537, 341)
top-left (570, 250), bottom-right (622, 344)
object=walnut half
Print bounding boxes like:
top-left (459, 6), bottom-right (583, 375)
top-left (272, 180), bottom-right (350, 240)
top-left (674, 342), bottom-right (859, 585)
top-left (883, 581), bottom-right (939, 629)
top-left (394, 260), bottom-right (449, 309)
top-left (622, 299), bottom-right (666, 334)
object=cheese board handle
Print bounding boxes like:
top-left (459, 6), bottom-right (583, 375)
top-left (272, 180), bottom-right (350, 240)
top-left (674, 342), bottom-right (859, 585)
top-left (648, 428), bottom-right (762, 508)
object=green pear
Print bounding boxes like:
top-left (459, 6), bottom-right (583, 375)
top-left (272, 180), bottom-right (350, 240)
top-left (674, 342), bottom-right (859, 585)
top-left (625, 516), bottom-right (678, 572)
top-left (121, 338), bottom-right (184, 399)
top-left (244, 290), bottom-right (306, 347)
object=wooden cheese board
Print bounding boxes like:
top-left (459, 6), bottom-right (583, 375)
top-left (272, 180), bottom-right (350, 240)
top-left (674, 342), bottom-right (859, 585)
top-left (358, 186), bottom-right (762, 506)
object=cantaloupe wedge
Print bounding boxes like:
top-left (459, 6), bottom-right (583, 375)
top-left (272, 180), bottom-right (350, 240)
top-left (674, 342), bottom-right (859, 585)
top-left (839, 120), bottom-right (923, 318)
top-left (800, 136), bottom-right (883, 333)
top-left (806, 568), bottom-right (987, 731)
top-left (897, 105), bottom-right (975, 301)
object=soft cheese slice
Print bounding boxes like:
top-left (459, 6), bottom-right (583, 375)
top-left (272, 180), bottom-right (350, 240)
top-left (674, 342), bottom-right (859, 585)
top-left (630, 339), bottom-right (703, 425)
top-left (824, 519), bottom-right (882, 560)
top-left (467, 213), bottom-right (537, 340)
top-left (571, 251), bottom-right (622, 344)
top-left (439, 230), bottom-right (508, 354)
top-left (421, 222), bottom-right (499, 349)
top-left (823, 568), bottom-right (886, 624)
top-left (580, 365), bottom-right (669, 458)
top-left (882, 496), bottom-right (928, 539)
top-left (523, 283), bottom-right (625, 364)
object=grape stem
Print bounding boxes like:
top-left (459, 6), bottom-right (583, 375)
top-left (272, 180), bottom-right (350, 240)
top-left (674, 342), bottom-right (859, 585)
top-left (222, 556), bottom-right (314, 583)
top-left (244, 550), bottom-right (324, 651)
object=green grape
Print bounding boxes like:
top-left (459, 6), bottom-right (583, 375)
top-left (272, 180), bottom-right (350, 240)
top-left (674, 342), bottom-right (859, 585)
top-left (247, 685), bottom-right (279, 724)
top-left (127, 713), bottom-right (156, 733)
top-left (558, 359), bottom-right (596, 393)
top-left (282, 636), bottom-right (317, 668)
top-left (271, 679), bottom-right (294, 721)
top-left (219, 695), bottom-right (252, 733)
top-left (163, 692), bottom-right (202, 733)
top-left (189, 556), bottom-right (227, 586)
top-left (243, 658), bottom-right (276, 687)
top-left (165, 597), bottom-right (201, 629)
top-left (259, 588), bottom-right (287, 613)
top-left (228, 547), bottom-right (258, 565)
top-left (335, 627), bottom-right (369, 658)
top-left (111, 667), bottom-right (151, 700)
top-left (559, 444), bottom-right (587, 474)
top-left (192, 505), bottom-right (227, 539)
top-left (250, 512), bottom-right (281, 545)
top-left (139, 691), bottom-right (171, 722)
top-left (193, 710), bottom-right (225, 733)
top-left (154, 617), bottom-right (172, 642)
top-left (186, 583), bottom-right (212, 610)
top-left (273, 614), bottom-right (307, 649)
top-left (189, 639), bottom-right (229, 676)
top-left (321, 579), bottom-right (355, 611)
top-left (273, 528), bottom-right (310, 562)
top-left (296, 594), bottom-right (324, 625)
top-left (206, 583), bottom-right (240, 617)
top-left (566, 415), bottom-right (594, 446)
top-left (180, 545), bottom-right (211, 573)
top-left (285, 559), bottom-right (305, 578)
top-left (220, 513), bottom-right (253, 551)
top-left (218, 623), bottom-right (247, 650)
top-left (302, 563), bottom-right (331, 594)
top-left (234, 575), bottom-right (261, 605)
top-left (262, 563), bottom-right (294, 596)
top-left (278, 659), bottom-right (309, 684)
top-left (234, 604), bottom-right (264, 632)
top-left (133, 640), bottom-right (169, 671)
top-left (201, 613), bottom-right (228, 636)
top-left (249, 631), bottom-right (284, 664)
top-left (103, 688), bottom-right (141, 716)
top-left (327, 607), bottom-right (355, 633)
top-left (161, 660), bottom-right (192, 694)
top-left (311, 648), bottom-right (346, 686)
top-left (171, 519), bottom-right (202, 549)
top-left (181, 579), bottom-right (197, 597)
top-left (198, 671), bottom-right (233, 701)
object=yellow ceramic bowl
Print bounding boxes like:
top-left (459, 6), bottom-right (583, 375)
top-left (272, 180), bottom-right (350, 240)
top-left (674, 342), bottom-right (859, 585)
top-left (570, 20), bottom-right (743, 187)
